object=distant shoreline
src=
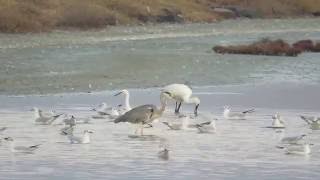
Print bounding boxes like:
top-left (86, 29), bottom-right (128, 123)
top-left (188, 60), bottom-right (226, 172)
top-left (0, 0), bottom-right (319, 33)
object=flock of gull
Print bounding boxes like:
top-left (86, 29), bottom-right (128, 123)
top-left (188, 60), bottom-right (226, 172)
top-left (0, 83), bottom-right (319, 159)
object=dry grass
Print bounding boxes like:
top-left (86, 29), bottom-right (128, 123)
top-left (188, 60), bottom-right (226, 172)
top-left (0, 0), bottom-right (319, 33)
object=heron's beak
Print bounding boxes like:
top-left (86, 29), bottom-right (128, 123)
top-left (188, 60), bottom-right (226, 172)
top-left (194, 104), bottom-right (199, 116)
top-left (114, 92), bottom-right (122, 96)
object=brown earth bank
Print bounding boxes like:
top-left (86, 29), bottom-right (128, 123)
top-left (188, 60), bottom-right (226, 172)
top-left (213, 39), bottom-right (320, 57)
top-left (0, 0), bottom-right (320, 33)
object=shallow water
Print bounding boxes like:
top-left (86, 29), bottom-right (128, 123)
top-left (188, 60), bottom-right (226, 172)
top-left (0, 84), bottom-right (320, 180)
top-left (1, 18), bottom-right (320, 95)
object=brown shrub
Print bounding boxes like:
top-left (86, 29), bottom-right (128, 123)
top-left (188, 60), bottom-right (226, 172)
top-left (292, 40), bottom-right (314, 51)
top-left (213, 39), bottom-right (302, 57)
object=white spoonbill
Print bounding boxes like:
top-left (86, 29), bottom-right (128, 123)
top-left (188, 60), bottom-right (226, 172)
top-left (161, 84), bottom-right (200, 116)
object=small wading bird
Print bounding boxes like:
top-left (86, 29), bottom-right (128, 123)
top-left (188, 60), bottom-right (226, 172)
top-left (278, 143), bottom-right (313, 155)
top-left (161, 84), bottom-right (200, 116)
top-left (271, 113), bottom-right (285, 128)
top-left (223, 106), bottom-right (254, 120)
top-left (60, 115), bottom-right (76, 135)
top-left (280, 134), bottom-right (307, 145)
top-left (114, 92), bottom-right (169, 135)
top-left (3, 137), bottom-right (41, 153)
top-left (92, 103), bottom-right (120, 118)
top-left (32, 107), bottom-right (63, 125)
top-left (195, 119), bottom-right (217, 133)
top-left (162, 115), bottom-right (191, 130)
top-left (300, 115), bottom-right (320, 130)
top-left (114, 89), bottom-right (132, 114)
top-left (67, 130), bottom-right (94, 144)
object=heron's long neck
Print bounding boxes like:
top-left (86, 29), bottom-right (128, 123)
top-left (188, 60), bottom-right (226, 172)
top-left (124, 94), bottom-right (131, 110)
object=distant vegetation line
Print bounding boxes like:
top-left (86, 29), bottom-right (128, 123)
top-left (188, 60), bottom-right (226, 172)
top-left (0, 0), bottom-right (319, 33)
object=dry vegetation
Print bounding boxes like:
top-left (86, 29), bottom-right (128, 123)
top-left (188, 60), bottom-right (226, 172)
top-left (0, 0), bottom-right (320, 33)
top-left (213, 38), bottom-right (320, 56)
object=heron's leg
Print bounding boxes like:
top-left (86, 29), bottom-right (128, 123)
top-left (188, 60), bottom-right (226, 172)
top-left (176, 102), bottom-right (182, 114)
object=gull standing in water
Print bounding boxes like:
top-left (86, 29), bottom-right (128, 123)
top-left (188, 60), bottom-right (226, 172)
top-left (114, 89), bottom-right (132, 114)
top-left (32, 107), bottom-right (63, 125)
top-left (60, 115), bottom-right (76, 135)
top-left (92, 103), bottom-right (120, 118)
top-left (223, 106), bottom-right (254, 120)
top-left (281, 134), bottom-right (307, 145)
top-left (161, 84), bottom-right (200, 116)
top-left (195, 119), bottom-right (217, 133)
top-left (67, 130), bottom-right (94, 144)
top-left (114, 92), bottom-right (169, 135)
top-left (162, 115), bottom-right (191, 130)
top-left (271, 113), bottom-right (285, 128)
top-left (3, 137), bottom-right (41, 153)
top-left (283, 143), bottom-right (313, 155)
top-left (300, 115), bottom-right (320, 130)
top-left (158, 139), bottom-right (170, 160)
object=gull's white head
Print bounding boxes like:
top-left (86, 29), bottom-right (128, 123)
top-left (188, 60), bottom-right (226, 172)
top-left (224, 106), bottom-right (230, 112)
top-left (31, 107), bottom-right (41, 118)
top-left (274, 113), bottom-right (281, 119)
